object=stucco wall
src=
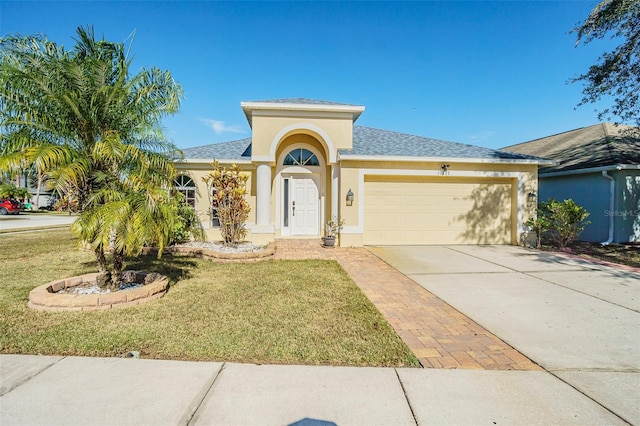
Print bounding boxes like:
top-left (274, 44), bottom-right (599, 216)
top-left (539, 173), bottom-right (610, 242)
top-left (175, 161), bottom-right (257, 242)
top-left (539, 170), bottom-right (640, 243)
top-left (615, 170), bottom-right (640, 242)
top-left (250, 114), bottom-right (354, 160)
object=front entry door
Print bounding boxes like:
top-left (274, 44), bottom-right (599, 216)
top-left (290, 176), bottom-right (319, 235)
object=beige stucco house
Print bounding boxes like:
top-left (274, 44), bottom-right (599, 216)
top-left (175, 98), bottom-right (549, 247)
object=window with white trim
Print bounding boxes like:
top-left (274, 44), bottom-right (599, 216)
top-left (173, 175), bottom-right (196, 208)
top-left (210, 185), bottom-right (220, 227)
top-left (283, 148), bottom-right (319, 166)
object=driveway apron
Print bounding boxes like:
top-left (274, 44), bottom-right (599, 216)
top-left (369, 244), bottom-right (640, 424)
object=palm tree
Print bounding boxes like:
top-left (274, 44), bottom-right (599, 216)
top-left (0, 26), bottom-right (192, 287)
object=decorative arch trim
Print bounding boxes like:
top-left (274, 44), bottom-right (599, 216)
top-left (269, 123), bottom-right (336, 164)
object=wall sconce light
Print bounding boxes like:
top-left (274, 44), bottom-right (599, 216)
top-left (440, 164), bottom-right (450, 175)
top-left (346, 188), bottom-right (354, 206)
top-left (527, 191), bottom-right (537, 206)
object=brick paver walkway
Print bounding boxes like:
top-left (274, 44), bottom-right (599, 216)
top-left (275, 239), bottom-right (541, 371)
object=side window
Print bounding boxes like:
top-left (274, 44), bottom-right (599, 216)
top-left (210, 185), bottom-right (220, 227)
top-left (174, 175), bottom-right (196, 208)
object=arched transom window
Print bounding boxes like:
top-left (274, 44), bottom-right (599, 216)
top-left (174, 175), bottom-right (196, 208)
top-left (283, 148), bottom-right (319, 166)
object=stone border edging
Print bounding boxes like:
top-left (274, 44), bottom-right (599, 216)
top-left (28, 272), bottom-right (169, 312)
top-left (142, 242), bottom-right (276, 262)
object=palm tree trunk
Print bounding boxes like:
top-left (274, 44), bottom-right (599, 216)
top-left (111, 251), bottom-right (125, 288)
top-left (94, 244), bottom-right (112, 289)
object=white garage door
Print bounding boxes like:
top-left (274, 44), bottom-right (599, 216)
top-left (364, 176), bottom-right (514, 245)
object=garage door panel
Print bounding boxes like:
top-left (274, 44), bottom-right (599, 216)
top-left (364, 178), bottom-right (512, 245)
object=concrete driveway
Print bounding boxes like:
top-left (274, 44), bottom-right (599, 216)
top-left (369, 245), bottom-right (640, 424)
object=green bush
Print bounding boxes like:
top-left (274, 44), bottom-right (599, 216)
top-left (169, 199), bottom-right (203, 245)
top-left (0, 183), bottom-right (30, 201)
top-left (203, 161), bottom-right (250, 246)
top-left (526, 198), bottom-right (591, 248)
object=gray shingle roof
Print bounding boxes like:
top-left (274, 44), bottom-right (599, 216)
top-left (245, 98), bottom-right (360, 107)
top-left (181, 126), bottom-right (543, 162)
top-left (342, 126), bottom-right (542, 161)
top-left (502, 123), bottom-right (640, 173)
top-left (180, 137), bottom-right (251, 160)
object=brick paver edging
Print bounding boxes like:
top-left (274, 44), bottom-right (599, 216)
top-left (28, 272), bottom-right (169, 312)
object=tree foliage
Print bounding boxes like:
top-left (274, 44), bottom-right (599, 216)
top-left (571, 0), bottom-right (640, 126)
top-left (526, 199), bottom-right (591, 248)
top-left (0, 182), bottom-right (30, 200)
top-left (0, 26), bottom-right (189, 287)
top-left (203, 161), bottom-right (250, 246)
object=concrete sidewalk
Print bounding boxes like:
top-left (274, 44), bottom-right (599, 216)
top-left (0, 355), bottom-right (625, 425)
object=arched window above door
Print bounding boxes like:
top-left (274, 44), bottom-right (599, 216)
top-left (283, 148), bottom-right (319, 166)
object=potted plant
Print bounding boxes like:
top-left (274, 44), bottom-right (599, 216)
top-left (323, 216), bottom-right (344, 247)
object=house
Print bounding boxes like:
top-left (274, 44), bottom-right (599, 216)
top-left (502, 123), bottom-right (640, 243)
top-left (175, 98), bottom-right (549, 247)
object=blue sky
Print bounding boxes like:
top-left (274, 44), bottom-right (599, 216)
top-left (1, 1), bottom-right (617, 150)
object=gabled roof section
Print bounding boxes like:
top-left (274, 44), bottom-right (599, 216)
top-left (502, 123), bottom-right (640, 174)
top-left (179, 138), bottom-right (251, 162)
top-left (241, 98), bottom-right (364, 126)
top-left (339, 126), bottom-right (547, 163)
top-left (180, 126), bottom-right (550, 164)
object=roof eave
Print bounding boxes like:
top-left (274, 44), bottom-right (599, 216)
top-left (241, 101), bottom-right (365, 126)
top-left (540, 163), bottom-right (640, 177)
top-left (338, 154), bottom-right (554, 165)
top-left (175, 158), bottom-right (252, 165)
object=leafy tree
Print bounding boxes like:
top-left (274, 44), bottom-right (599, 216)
top-left (203, 161), bottom-right (250, 246)
top-left (526, 199), bottom-right (591, 248)
top-left (0, 26), bottom-right (187, 287)
top-left (73, 183), bottom-right (202, 289)
top-left (0, 182), bottom-right (30, 201)
top-left (571, 0), bottom-right (640, 126)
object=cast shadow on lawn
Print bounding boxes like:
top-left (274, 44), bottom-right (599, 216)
top-left (80, 253), bottom-right (198, 285)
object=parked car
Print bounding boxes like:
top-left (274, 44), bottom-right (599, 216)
top-left (0, 199), bottom-right (23, 215)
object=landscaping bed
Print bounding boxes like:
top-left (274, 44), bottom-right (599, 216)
top-left (543, 241), bottom-right (640, 269)
top-left (0, 230), bottom-right (418, 367)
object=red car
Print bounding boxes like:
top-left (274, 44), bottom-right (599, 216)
top-left (0, 199), bottom-right (23, 215)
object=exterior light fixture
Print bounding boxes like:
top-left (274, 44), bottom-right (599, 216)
top-left (346, 188), bottom-right (354, 206)
top-left (527, 191), bottom-right (537, 206)
top-left (441, 164), bottom-right (450, 175)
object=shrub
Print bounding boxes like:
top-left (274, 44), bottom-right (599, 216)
top-left (0, 183), bottom-right (30, 201)
top-left (169, 198), bottom-right (203, 245)
top-left (526, 198), bottom-right (591, 248)
top-left (203, 161), bottom-right (250, 246)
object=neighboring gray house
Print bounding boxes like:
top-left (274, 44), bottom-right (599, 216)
top-left (503, 123), bottom-right (640, 243)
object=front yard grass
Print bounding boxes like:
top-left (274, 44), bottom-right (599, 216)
top-left (0, 230), bottom-right (418, 367)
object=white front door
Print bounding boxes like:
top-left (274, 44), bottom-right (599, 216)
top-left (290, 176), bottom-right (319, 235)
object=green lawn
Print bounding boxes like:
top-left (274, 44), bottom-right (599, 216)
top-left (0, 230), bottom-right (418, 367)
